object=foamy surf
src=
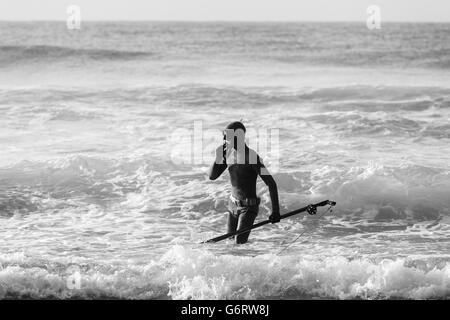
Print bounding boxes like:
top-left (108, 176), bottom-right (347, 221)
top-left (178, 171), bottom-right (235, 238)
top-left (0, 246), bottom-right (448, 299)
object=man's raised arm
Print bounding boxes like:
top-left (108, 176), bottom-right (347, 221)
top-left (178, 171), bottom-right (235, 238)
top-left (208, 146), bottom-right (227, 180)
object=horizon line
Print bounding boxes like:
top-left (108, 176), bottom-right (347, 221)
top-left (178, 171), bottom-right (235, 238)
top-left (1, 19), bottom-right (450, 24)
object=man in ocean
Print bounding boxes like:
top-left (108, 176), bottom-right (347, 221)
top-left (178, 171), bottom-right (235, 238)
top-left (208, 121), bottom-right (280, 244)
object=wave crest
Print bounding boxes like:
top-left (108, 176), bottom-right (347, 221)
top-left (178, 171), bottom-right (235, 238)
top-left (1, 246), bottom-right (448, 299)
top-left (0, 45), bottom-right (153, 66)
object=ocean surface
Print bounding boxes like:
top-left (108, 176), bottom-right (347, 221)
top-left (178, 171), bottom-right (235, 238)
top-left (0, 22), bottom-right (449, 299)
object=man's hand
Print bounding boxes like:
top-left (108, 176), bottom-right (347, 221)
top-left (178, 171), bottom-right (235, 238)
top-left (269, 211), bottom-right (281, 224)
top-left (208, 145), bottom-right (228, 180)
top-left (214, 145), bottom-right (225, 163)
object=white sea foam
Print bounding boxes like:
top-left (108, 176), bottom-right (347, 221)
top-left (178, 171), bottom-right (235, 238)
top-left (0, 246), bottom-right (448, 299)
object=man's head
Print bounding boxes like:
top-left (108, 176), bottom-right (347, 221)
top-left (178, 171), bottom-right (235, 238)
top-left (225, 121), bottom-right (246, 133)
top-left (223, 121), bottom-right (246, 150)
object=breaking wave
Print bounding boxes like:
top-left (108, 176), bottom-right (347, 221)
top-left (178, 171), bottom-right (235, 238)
top-left (1, 155), bottom-right (449, 222)
top-left (1, 84), bottom-right (450, 109)
top-left (0, 246), bottom-right (448, 299)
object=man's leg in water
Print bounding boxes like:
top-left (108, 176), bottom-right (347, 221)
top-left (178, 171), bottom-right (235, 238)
top-left (227, 200), bottom-right (259, 244)
top-left (235, 208), bottom-right (258, 244)
top-left (227, 211), bottom-right (239, 240)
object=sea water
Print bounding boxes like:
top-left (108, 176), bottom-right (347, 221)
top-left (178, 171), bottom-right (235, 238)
top-left (0, 22), bottom-right (449, 299)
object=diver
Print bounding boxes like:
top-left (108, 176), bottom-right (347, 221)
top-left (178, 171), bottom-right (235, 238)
top-left (208, 121), bottom-right (280, 244)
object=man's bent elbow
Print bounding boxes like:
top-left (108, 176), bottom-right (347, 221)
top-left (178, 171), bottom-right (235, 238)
top-left (268, 179), bottom-right (278, 190)
top-left (208, 172), bottom-right (219, 180)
